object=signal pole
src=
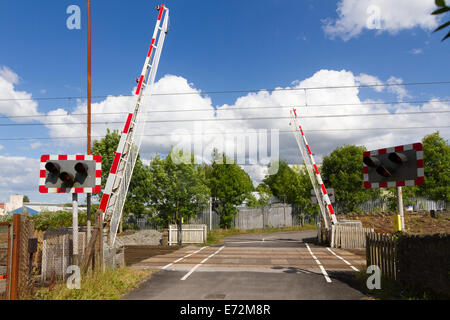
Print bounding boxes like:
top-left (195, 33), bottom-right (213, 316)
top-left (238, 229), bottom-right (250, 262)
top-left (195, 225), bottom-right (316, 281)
top-left (72, 193), bottom-right (79, 266)
top-left (86, 0), bottom-right (92, 244)
top-left (397, 186), bottom-right (405, 230)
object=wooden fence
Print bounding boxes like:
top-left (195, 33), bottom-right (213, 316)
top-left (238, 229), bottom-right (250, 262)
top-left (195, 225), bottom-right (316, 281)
top-left (366, 233), bottom-right (397, 280)
top-left (168, 224), bottom-right (207, 245)
top-left (331, 224), bottom-right (374, 249)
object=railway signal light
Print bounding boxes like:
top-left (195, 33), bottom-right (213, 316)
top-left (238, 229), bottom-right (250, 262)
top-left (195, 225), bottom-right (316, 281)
top-left (45, 162), bottom-right (60, 175)
top-left (39, 155), bottom-right (102, 193)
top-left (59, 172), bottom-right (74, 185)
top-left (363, 143), bottom-right (424, 189)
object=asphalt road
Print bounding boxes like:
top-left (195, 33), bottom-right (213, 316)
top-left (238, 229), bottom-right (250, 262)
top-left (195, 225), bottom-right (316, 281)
top-left (122, 230), bottom-right (368, 300)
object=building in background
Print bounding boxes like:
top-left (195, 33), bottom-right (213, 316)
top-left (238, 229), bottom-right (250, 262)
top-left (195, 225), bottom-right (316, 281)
top-left (0, 194), bottom-right (85, 216)
top-left (0, 195), bottom-right (23, 216)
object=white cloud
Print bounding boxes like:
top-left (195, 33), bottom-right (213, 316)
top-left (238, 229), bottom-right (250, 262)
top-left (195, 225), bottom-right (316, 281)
top-left (0, 155), bottom-right (39, 200)
top-left (0, 145), bottom-right (3, 151)
top-left (355, 73), bottom-right (384, 92)
top-left (323, 0), bottom-right (439, 41)
top-left (386, 76), bottom-right (411, 100)
top-left (40, 70), bottom-right (449, 185)
top-left (410, 48), bottom-right (423, 55)
top-left (30, 142), bottom-right (42, 149)
top-left (0, 69), bottom-right (448, 201)
top-left (0, 66), bottom-right (41, 121)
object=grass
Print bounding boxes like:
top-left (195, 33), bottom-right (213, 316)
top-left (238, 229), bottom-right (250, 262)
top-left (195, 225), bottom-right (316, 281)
top-left (204, 224), bottom-right (317, 246)
top-left (28, 267), bottom-right (153, 300)
top-left (354, 269), bottom-right (445, 300)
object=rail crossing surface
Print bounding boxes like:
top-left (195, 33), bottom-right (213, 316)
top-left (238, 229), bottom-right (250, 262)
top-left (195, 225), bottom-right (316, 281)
top-left (123, 230), bottom-right (368, 300)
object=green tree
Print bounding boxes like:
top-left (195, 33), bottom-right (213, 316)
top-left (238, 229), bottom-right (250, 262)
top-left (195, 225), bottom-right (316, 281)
top-left (263, 160), bottom-right (300, 204)
top-left (321, 145), bottom-right (380, 213)
top-left (147, 149), bottom-right (210, 228)
top-left (292, 164), bottom-right (319, 216)
top-left (92, 129), bottom-right (151, 216)
top-left (418, 131), bottom-right (450, 202)
top-left (432, 0), bottom-right (450, 41)
top-left (23, 195), bottom-right (30, 203)
top-left (206, 152), bottom-right (254, 228)
top-left (264, 161), bottom-right (317, 221)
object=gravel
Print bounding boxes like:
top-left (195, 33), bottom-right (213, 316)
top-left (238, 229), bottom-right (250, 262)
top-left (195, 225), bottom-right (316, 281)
top-left (116, 229), bottom-right (163, 247)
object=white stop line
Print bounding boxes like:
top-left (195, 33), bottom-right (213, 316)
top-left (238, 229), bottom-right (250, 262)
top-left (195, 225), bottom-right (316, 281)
top-left (180, 246), bottom-right (225, 281)
top-left (326, 247), bottom-right (359, 272)
top-left (305, 243), bottom-right (332, 283)
top-left (162, 246), bottom-right (209, 270)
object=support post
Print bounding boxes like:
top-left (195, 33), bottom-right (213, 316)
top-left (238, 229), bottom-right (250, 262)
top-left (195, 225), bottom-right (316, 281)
top-left (209, 197), bottom-right (212, 234)
top-left (397, 186), bottom-right (405, 230)
top-left (96, 210), bottom-right (104, 271)
top-left (86, 195), bottom-right (91, 249)
top-left (72, 193), bottom-right (79, 266)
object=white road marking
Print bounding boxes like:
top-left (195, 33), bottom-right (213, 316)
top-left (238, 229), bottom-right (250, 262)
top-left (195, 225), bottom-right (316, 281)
top-left (305, 243), bottom-right (332, 283)
top-left (225, 240), bottom-right (302, 244)
top-left (181, 246), bottom-right (225, 281)
top-left (326, 248), bottom-right (360, 272)
top-left (161, 246), bottom-right (208, 270)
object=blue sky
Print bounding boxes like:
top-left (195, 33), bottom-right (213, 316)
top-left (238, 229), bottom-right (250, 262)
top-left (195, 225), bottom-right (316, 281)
top-left (0, 0), bottom-right (449, 203)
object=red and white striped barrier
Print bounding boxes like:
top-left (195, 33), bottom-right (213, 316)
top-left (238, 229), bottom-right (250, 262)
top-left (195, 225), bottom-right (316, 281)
top-left (39, 154), bottom-right (102, 194)
top-left (291, 108), bottom-right (338, 225)
top-left (135, 4), bottom-right (165, 96)
top-left (99, 4), bottom-right (168, 215)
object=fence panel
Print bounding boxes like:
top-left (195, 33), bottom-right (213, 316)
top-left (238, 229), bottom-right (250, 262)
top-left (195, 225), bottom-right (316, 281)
top-left (168, 224), bottom-right (207, 245)
top-left (41, 228), bottom-right (88, 283)
top-left (366, 232), bottom-right (397, 280)
top-left (189, 210), bottom-right (220, 231)
top-left (233, 205), bottom-right (300, 230)
top-left (331, 225), bottom-right (374, 249)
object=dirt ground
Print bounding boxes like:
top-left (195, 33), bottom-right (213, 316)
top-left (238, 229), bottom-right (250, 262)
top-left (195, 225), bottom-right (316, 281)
top-left (337, 211), bottom-right (450, 234)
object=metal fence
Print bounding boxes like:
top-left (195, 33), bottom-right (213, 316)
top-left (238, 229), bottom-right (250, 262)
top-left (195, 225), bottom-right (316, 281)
top-left (41, 228), bottom-right (88, 283)
top-left (232, 205), bottom-right (307, 230)
top-left (334, 197), bottom-right (448, 213)
top-left (189, 209), bottom-right (221, 231)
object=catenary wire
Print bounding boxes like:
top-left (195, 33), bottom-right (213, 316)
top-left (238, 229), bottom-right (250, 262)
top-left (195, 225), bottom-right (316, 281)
top-left (0, 80), bottom-right (449, 101)
top-left (0, 110), bottom-right (448, 126)
top-left (0, 98), bottom-right (449, 120)
top-left (1, 126), bottom-right (449, 141)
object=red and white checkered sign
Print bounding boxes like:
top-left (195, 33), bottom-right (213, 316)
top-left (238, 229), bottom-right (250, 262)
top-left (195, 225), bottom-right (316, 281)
top-left (363, 143), bottom-right (424, 189)
top-left (39, 154), bottom-right (102, 194)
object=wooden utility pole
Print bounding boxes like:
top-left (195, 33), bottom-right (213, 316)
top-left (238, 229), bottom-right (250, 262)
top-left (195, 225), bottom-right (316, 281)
top-left (10, 214), bottom-right (20, 300)
top-left (86, 0), bottom-right (92, 245)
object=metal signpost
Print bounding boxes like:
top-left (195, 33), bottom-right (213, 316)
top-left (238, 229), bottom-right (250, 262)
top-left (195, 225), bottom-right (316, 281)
top-left (363, 143), bottom-right (424, 231)
top-left (39, 155), bottom-right (102, 266)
